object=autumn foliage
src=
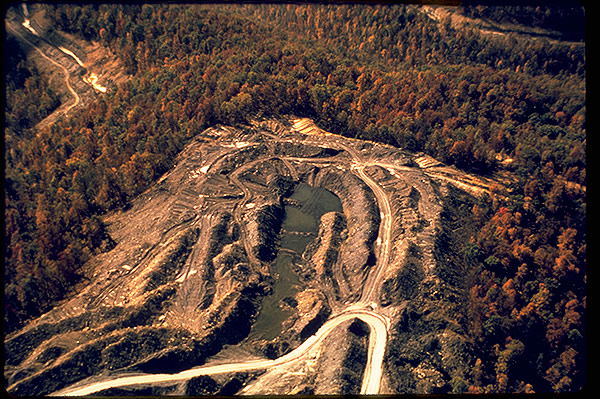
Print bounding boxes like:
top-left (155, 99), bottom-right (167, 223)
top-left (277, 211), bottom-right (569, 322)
top-left (5, 3), bottom-right (585, 392)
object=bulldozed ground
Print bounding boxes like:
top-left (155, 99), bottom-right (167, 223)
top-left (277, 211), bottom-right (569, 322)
top-left (4, 117), bottom-right (511, 395)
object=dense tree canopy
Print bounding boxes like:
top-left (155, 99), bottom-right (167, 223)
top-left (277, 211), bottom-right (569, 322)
top-left (5, 3), bottom-right (585, 393)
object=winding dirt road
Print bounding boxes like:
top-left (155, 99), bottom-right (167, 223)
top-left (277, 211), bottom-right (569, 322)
top-left (6, 20), bottom-right (81, 116)
top-left (7, 3), bottom-right (109, 123)
top-left (354, 164), bottom-right (393, 304)
top-left (48, 119), bottom-right (396, 396)
top-left (52, 309), bottom-right (388, 396)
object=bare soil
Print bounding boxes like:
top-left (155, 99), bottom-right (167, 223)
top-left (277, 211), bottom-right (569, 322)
top-left (4, 117), bottom-right (511, 395)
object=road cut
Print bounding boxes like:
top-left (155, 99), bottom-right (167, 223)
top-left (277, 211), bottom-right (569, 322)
top-left (52, 308), bottom-right (389, 396)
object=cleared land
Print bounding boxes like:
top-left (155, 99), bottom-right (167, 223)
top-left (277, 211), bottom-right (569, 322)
top-left (4, 116), bottom-right (511, 395)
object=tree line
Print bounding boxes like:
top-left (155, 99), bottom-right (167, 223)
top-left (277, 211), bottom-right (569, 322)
top-left (5, 3), bottom-right (585, 392)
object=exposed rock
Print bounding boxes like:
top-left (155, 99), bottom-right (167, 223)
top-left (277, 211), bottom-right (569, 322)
top-left (380, 243), bottom-right (425, 305)
top-left (185, 375), bottom-right (220, 395)
top-left (244, 202), bottom-right (284, 262)
top-left (5, 118), bottom-right (498, 395)
top-left (301, 211), bottom-right (346, 285)
top-left (340, 319), bottom-right (369, 394)
top-left (280, 289), bottom-right (331, 343)
top-left (273, 141), bottom-right (342, 158)
top-left (314, 168), bottom-right (380, 300)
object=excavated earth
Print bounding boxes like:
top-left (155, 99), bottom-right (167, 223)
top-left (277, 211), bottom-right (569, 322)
top-left (4, 117), bottom-right (510, 395)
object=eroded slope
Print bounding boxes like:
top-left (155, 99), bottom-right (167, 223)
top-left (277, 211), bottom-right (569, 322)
top-left (4, 117), bottom-right (509, 395)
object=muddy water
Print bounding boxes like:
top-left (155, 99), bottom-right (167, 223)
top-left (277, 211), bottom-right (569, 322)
top-left (249, 183), bottom-right (342, 340)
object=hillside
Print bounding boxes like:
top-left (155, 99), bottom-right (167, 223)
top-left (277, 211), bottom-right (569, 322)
top-left (5, 2), bottom-right (586, 394)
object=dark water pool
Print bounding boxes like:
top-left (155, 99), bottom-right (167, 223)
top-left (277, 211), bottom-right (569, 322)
top-left (249, 183), bottom-right (341, 340)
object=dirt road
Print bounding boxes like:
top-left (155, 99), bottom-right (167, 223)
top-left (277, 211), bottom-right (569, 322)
top-left (52, 308), bottom-right (388, 396)
top-left (6, 20), bottom-right (81, 116)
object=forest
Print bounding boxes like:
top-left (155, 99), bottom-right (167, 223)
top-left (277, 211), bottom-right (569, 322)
top-left (460, 2), bottom-right (586, 41)
top-left (4, 3), bottom-right (585, 393)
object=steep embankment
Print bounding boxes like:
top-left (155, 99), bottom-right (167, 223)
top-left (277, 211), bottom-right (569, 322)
top-left (5, 118), bottom-right (510, 395)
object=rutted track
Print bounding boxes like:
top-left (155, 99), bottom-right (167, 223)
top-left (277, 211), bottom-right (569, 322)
top-left (6, 117), bottom-right (508, 395)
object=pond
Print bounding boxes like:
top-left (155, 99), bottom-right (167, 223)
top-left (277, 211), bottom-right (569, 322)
top-left (249, 183), bottom-right (342, 341)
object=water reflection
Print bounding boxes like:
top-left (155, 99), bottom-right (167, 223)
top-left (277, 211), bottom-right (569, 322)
top-left (249, 183), bottom-right (341, 340)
